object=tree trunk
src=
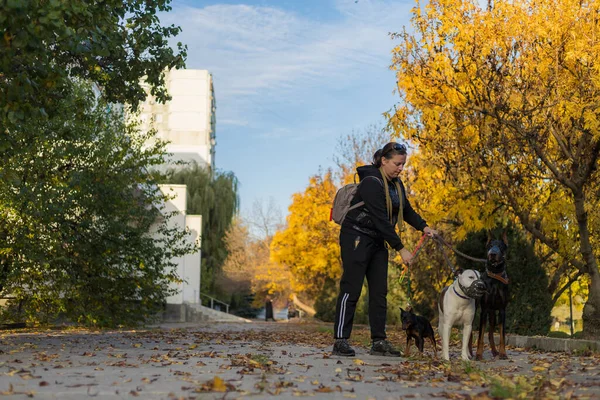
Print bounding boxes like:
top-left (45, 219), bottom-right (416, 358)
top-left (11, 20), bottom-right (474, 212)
top-left (573, 188), bottom-right (600, 337)
top-left (292, 293), bottom-right (316, 317)
top-left (583, 267), bottom-right (600, 338)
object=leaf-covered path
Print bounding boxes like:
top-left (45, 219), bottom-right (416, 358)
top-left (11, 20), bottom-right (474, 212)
top-left (0, 321), bottom-right (599, 399)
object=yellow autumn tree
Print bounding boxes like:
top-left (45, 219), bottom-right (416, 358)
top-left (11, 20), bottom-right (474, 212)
top-left (389, 0), bottom-right (600, 335)
top-left (270, 170), bottom-right (341, 297)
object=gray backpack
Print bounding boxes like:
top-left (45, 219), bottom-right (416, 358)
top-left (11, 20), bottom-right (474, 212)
top-left (330, 181), bottom-right (364, 225)
top-left (330, 173), bottom-right (402, 226)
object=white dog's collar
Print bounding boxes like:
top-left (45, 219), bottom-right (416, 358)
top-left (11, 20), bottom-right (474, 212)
top-left (453, 286), bottom-right (471, 300)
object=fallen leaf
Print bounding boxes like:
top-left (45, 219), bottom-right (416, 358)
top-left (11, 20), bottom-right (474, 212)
top-left (314, 384), bottom-right (333, 393)
top-left (212, 376), bottom-right (227, 392)
top-left (0, 383), bottom-right (13, 395)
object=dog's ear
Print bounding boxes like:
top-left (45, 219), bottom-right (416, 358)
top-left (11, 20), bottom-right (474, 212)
top-left (454, 268), bottom-right (464, 278)
top-left (400, 307), bottom-right (405, 313)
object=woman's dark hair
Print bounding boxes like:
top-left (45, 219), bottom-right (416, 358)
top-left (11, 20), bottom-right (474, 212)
top-left (372, 142), bottom-right (407, 167)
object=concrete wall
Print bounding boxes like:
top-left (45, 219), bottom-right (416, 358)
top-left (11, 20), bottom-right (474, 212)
top-left (183, 215), bottom-right (202, 304)
top-left (157, 184), bottom-right (202, 306)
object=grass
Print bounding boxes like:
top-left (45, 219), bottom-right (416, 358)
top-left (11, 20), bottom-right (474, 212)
top-left (461, 360), bottom-right (481, 374)
top-left (488, 374), bottom-right (549, 399)
top-left (250, 354), bottom-right (271, 365)
top-left (547, 330), bottom-right (586, 339)
top-left (316, 326), bottom-right (333, 335)
top-left (547, 331), bottom-right (571, 339)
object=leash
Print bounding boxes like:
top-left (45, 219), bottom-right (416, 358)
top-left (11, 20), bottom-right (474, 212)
top-left (400, 233), bottom-right (429, 306)
top-left (432, 234), bottom-right (487, 263)
top-left (432, 234), bottom-right (511, 283)
top-left (435, 237), bottom-right (460, 277)
top-left (399, 233), bottom-right (488, 306)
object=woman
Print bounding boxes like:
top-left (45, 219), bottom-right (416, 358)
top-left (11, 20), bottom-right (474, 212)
top-left (265, 296), bottom-right (275, 322)
top-left (332, 142), bottom-right (437, 357)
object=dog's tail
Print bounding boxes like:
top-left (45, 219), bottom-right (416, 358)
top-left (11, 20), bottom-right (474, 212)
top-left (431, 333), bottom-right (437, 350)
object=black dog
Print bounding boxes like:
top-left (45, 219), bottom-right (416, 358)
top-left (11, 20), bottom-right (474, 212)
top-left (475, 233), bottom-right (510, 360)
top-left (400, 307), bottom-right (437, 357)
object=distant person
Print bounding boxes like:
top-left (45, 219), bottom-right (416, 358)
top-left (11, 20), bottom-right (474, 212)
top-left (287, 300), bottom-right (299, 319)
top-left (332, 142), bottom-right (437, 357)
top-left (265, 296), bottom-right (276, 322)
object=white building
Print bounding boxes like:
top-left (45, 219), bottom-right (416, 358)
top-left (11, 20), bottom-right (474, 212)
top-left (139, 69), bottom-right (216, 168)
top-left (138, 69), bottom-right (217, 320)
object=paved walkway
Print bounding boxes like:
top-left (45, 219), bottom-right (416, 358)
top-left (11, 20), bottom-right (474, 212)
top-left (0, 321), bottom-right (599, 399)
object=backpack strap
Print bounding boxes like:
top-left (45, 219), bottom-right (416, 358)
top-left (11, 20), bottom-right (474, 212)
top-left (346, 200), bottom-right (365, 213)
top-left (395, 180), bottom-right (403, 232)
top-left (346, 176), bottom-right (365, 215)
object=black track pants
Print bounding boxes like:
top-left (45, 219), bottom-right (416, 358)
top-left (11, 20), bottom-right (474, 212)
top-left (333, 231), bottom-right (389, 341)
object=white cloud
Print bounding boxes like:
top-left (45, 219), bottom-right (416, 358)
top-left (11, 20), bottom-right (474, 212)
top-left (161, 1), bottom-right (412, 127)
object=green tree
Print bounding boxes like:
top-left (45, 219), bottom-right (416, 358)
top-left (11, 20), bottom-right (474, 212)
top-left (1, 0), bottom-right (186, 127)
top-left (0, 82), bottom-right (196, 327)
top-left (166, 163), bottom-right (239, 296)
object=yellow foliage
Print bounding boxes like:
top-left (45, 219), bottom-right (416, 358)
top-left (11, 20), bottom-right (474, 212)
top-left (389, 0), bottom-right (600, 275)
top-left (270, 170), bottom-right (342, 296)
top-left (221, 218), bottom-right (292, 301)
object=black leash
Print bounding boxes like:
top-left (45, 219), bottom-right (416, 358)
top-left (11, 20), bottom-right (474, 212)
top-left (435, 237), bottom-right (459, 276)
top-left (401, 234), bottom-right (429, 306)
top-left (432, 234), bottom-right (487, 264)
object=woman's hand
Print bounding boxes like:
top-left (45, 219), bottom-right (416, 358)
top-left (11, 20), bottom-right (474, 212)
top-left (400, 248), bottom-right (413, 265)
top-left (423, 226), bottom-right (438, 237)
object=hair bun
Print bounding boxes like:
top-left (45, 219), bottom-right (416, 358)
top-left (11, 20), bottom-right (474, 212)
top-left (372, 149), bottom-right (383, 166)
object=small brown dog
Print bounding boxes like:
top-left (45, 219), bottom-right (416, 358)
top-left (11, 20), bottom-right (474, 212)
top-left (400, 307), bottom-right (437, 357)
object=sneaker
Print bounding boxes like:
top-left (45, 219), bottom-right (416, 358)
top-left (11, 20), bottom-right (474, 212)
top-left (332, 339), bottom-right (356, 357)
top-left (370, 339), bottom-right (401, 357)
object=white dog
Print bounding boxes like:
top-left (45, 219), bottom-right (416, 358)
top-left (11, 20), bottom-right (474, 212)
top-left (438, 269), bottom-right (486, 361)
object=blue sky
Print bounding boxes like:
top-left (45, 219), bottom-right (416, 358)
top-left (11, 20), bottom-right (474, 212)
top-left (161, 0), bottom-right (415, 220)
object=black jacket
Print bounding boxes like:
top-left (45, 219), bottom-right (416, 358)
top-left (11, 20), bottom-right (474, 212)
top-left (341, 165), bottom-right (427, 250)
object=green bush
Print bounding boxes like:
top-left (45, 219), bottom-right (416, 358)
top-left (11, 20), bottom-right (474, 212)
top-left (314, 278), bottom-right (339, 323)
top-left (230, 293), bottom-right (260, 319)
top-left (314, 278), bottom-right (371, 325)
top-left (547, 331), bottom-right (571, 338)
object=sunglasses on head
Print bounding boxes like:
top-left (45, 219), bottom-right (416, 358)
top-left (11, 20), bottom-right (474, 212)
top-left (383, 143), bottom-right (407, 155)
